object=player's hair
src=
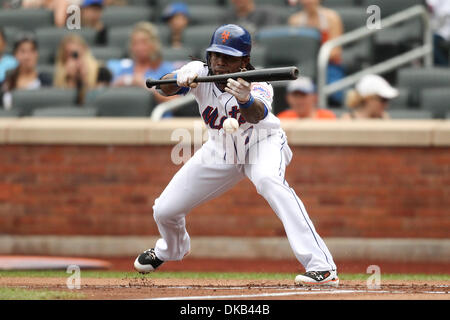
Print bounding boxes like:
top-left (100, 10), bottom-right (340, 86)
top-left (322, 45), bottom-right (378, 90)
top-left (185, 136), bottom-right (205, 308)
top-left (130, 21), bottom-right (162, 61)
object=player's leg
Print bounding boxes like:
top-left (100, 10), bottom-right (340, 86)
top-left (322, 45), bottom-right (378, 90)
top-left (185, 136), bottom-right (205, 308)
top-left (135, 142), bottom-right (244, 272)
top-left (244, 131), bottom-right (338, 285)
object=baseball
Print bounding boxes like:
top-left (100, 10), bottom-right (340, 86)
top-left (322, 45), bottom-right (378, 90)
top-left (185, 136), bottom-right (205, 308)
top-left (223, 117), bottom-right (239, 134)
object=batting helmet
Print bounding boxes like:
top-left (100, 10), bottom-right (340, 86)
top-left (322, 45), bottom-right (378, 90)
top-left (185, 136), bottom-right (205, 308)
top-left (206, 24), bottom-right (251, 58)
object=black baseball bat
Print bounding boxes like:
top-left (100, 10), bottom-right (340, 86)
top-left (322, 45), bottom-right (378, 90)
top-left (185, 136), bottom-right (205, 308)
top-left (145, 66), bottom-right (299, 88)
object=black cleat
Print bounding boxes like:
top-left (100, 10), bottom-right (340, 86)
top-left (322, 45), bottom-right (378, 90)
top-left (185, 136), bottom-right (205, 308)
top-left (295, 270), bottom-right (339, 287)
top-left (134, 248), bottom-right (164, 273)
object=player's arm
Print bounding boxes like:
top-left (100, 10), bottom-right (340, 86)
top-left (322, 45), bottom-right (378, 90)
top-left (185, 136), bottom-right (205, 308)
top-left (225, 78), bottom-right (267, 124)
top-left (158, 73), bottom-right (180, 96)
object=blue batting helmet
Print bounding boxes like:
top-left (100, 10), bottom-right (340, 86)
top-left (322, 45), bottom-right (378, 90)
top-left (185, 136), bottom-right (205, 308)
top-left (206, 24), bottom-right (251, 57)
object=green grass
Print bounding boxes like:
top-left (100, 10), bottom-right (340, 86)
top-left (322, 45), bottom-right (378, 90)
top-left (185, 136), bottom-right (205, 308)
top-left (0, 270), bottom-right (449, 281)
top-left (0, 287), bottom-right (85, 300)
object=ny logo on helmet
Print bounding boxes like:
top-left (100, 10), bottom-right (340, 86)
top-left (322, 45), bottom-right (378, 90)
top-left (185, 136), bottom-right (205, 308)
top-left (221, 31), bottom-right (231, 43)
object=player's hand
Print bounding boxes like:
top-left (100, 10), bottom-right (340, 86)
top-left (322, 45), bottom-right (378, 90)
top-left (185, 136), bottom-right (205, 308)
top-left (176, 61), bottom-right (204, 88)
top-left (225, 78), bottom-right (251, 103)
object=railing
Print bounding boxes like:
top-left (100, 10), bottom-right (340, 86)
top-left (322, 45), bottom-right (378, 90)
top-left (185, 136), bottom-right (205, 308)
top-left (150, 94), bottom-right (196, 121)
top-left (317, 5), bottom-right (433, 109)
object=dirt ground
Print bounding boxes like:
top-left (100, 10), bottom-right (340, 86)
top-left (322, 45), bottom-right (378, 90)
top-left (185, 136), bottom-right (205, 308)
top-left (1, 258), bottom-right (449, 300)
top-left (1, 277), bottom-right (449, 300)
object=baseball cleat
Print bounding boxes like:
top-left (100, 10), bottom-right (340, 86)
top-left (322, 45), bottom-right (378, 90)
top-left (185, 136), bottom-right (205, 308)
top-left (294, 270), bottom-right (339, 287)
top-left (134, 248), bottom-right (164, 273)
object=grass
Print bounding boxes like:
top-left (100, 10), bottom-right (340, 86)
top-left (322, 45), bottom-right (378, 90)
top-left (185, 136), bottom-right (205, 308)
top-left (0, 287), bottom-right (85, 300)
top-left (0, 270), bottom-right (449, 281)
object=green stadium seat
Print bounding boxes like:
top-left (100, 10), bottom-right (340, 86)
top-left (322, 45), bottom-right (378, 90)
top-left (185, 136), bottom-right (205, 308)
top-left (397, 67), bottom-right (450, 107)
top-left (11, 88), bottom-right (77, 116)
top-left (107, 26), bottom-right (132, 51)
top-left (388, 109), bottom-right (432, 119)
top-left (186, 5), bottom-right (226, 26)
top-left (389, 88), bottom-right (410, 110)
top-left (0, 9), bottom-right (53, 30)
top-left (91, 46), bottom-right (124, 62)
top-left (102, 6), bottom-right (153, 28)
top-left (0, 109), bottom-right (20, 117)
top-left (31, 106), bottom-right (98, 117)
top-left (322, 0), bottom-right (358, 8)
top-left (162, 47), bottom-right (194, 63)
top-left (2, 27), bottom-right (21, 55)
top-left (336, 7), bottom-right (368, 32)
top-left (35, 27), bottom-right (97, 59)
top-left (172, 97), bottom-right (200, 117)
top-left (421, 89), bottom-right (450, 119)
top-left (182, 25), bottom-right (220, 57)
top-left (256, 27), bottom-right (321, 77)
top-left (249, 45), bottom-right (267, 68)
top-left (94, 87), bottom-right (155, 117)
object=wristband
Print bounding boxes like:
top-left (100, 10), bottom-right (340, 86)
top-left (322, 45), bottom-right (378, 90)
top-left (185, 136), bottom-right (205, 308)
top-left (238, 94), bottom-right (254, 109)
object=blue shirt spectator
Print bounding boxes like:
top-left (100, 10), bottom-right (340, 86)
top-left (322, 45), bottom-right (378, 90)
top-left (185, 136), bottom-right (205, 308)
top-left (0, 28), bottom-right (18, 83)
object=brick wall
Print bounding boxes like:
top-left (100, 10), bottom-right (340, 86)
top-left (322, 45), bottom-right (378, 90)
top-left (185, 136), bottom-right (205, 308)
top-left (0, 145), bottom-right (449, 238)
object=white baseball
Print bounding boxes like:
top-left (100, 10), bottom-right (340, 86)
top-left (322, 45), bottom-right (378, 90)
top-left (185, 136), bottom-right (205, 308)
top-left (223, 117), bottom-right (239, 134)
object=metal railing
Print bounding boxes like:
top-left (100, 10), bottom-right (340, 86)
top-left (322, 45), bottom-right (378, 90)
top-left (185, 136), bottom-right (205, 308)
top-left (317, 5), bottom-right (433, 109)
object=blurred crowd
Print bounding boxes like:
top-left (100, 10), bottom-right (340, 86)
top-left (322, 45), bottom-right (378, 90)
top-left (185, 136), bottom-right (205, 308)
top-left (0, 0), bottom-right (449, 119)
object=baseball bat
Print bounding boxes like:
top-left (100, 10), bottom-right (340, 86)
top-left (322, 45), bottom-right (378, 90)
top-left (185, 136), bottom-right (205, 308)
top-left (145, 66), bottom-right (299, 88)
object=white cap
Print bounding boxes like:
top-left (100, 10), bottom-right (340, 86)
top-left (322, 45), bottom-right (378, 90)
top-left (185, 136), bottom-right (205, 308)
top-left (355, 74), bottom-right (398, 99)
top-left (287, 77), bottom-right (316, 94)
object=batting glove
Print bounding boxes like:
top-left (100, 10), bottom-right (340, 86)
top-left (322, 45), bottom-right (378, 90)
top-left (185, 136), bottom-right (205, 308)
top-left (176, 61), bottom-right (204, 88)
top-left (225, 78), bottom-right (251, 104)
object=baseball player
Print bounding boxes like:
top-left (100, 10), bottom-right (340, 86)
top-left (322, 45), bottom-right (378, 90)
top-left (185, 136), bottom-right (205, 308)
top-left (134, 24), bottom-right (339, 286)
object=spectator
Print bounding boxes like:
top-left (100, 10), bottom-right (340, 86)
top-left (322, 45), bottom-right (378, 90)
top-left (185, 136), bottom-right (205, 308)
top-left (54, 33), bottom-right (109, 104)
top-left (1, 33), bottom-right (51, 109)
top-left (0, 28), bottom-right (18, 85)
top-left (341, 74), bottom-right (398, 120)
top-left (288, 0), bottom-right (345, 106)
top-left (81, 0), bottom-right (107, 45)
top-left (426, 0), bottom-right (450, 66)
top-left (110, 22), bottom-right (175, 103)
top-left (277, 77), bottom-right (336, 119)
top-left (162, 2), bottom-right (190, 49)
top-left (222, 0), bottom-right (281, 37)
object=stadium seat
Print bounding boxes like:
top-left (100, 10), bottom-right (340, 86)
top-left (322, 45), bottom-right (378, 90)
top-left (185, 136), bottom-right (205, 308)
top-left (172, 98), bottom-right (200, 117)
top-left (362, 0), bottom-right (424, 18)
top-left (397, 67), bottom-right (450, 107)
top-left (0, 109), bottom-right (20, 117)
top-left (271, 80), bottom-right (291, 116)
top-left (277, 6), bottom-right (301, 23)
top-left (256, 27), bottom-right (321, 76)
top-left (186, 5), bottom-right (226, 26)
top-left (2, 27), bottom-right (21, 55)
top-left (102, 6), bottom-right (153, 28)
top-left (322, 0), bottom-right (358, 8)
top-left (11, 88), bottom-right (77, 116)
top-left (35, 27), bottom-right (97, 58)
top-left (162, 47), bottom-right (194, 63)
top-left (0, 9), bottom-right (53, 30)
top-left (91, 46), bottom-right (124, 62)
top-left (336, 7), bottom-right (369, 32)
top-left (31, 106), bottom-right (98, 117)
top-left (107, 26), bottom-right (132, 52)
top-left (389, 88), bottom-right (410, 110)
top-left (388, 109), bottom-right (432, 119)
top-left (182, 25), bottom-right (220, 57)
top-left (249, 46), bottom-right (267, 69)
top-left (421, 89), bottom-right (450, 119)
top-left (156, 25), bottom-right (171, 47)
top-left (94, 87), bottom-right (155, 117)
